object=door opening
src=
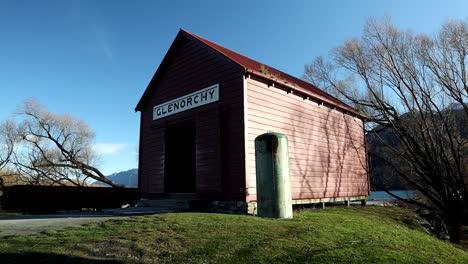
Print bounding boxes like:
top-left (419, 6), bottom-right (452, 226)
top-left (165, 121), bottom-right (196, 193)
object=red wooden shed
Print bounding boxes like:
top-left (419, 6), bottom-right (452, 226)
top-left (135, 29), bottom-right (369, 213)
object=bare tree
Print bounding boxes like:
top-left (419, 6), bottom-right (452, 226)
top-left (11, 98), bottom-right (123, 187)
top-left (0, 120), bottom-right (16, 170)
top-left (0, 119), bottom-right (18, 191)
top-left (304, 17), bottom-right (467, 243)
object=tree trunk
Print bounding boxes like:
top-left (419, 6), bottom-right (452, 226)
top-left (448, 220), bottom-right (463, 243)
top-left (447, 207), bottom-right (465, 243)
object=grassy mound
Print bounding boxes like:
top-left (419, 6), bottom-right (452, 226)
top-left (0, 206), bottom-right (466, 263)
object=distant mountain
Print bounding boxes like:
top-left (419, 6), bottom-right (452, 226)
top-left (93, 168), bottom-right (138, 187)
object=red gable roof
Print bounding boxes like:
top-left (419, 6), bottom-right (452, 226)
top-left (181, 29), bottom-right (355, 112)
top-left (136, 29), bottom-right (362, 116)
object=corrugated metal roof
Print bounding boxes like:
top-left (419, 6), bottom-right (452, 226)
top-left (182, 29), bottom-right (354, 112)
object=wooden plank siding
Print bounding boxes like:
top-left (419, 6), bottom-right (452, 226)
top-left (245, 78), bottom-right (369, 201)
top-left (139, 36), bottom-right (246, 200)
top-left (137, 29), bottom-right (369, 205)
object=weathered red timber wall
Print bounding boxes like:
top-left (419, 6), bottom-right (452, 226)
top-left (138, 35), bottom-right (246, 200)
top-left (245, 77), bottom-right (369, 202)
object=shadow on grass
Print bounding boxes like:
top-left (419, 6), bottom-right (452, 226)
top-left (357, 206), bottom-right (422, 230)
top-left (0, 252), bottom-right (123, 264)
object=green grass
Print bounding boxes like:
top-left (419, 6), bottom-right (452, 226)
top-left (0, 206), bottom-right (466, 263)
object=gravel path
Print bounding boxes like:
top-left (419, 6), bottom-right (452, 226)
top-left (0, 214), bottom-right (121, 237)
top-left (0, 208), bottom-right (172, 237)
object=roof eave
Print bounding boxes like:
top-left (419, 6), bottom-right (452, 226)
top-left (245, 69), bottom-right (368, 120)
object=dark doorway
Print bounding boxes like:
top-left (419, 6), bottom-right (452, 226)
top-left (165, 121), bottom-right (196, 193)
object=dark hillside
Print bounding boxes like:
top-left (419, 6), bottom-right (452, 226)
top-left (368, 106), bottom-right (467, 191)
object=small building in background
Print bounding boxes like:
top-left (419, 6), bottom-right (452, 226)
top-left (135, 29), bottom-right (369, 213)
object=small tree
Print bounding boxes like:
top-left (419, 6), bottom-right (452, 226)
top-left (11, 98), bottom-right (123, 187)
top-left (304, 17), bottom-right (467, 243)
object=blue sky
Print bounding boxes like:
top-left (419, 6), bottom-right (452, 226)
top-left (1, 0), bottom-right (467, 175)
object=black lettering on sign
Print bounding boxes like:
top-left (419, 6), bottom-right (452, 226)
top-left (209, 89), bottom-right (215, 99)
top-left (152, 84), bottom-right (219, 120)
top-left (201, 92), bottom-right (208, 101)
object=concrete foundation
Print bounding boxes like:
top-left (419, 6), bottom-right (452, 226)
top-left (137, 195), bottom-right (367, 215)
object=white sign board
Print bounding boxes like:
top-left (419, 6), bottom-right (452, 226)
top-left (153, 84), bottom-right (219, 120)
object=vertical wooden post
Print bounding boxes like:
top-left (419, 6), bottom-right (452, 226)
top-left (255, 132), bottom-right (293, 219)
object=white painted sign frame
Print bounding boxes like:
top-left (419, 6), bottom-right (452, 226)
top-left (153, 84), bottom-right (219, 120)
